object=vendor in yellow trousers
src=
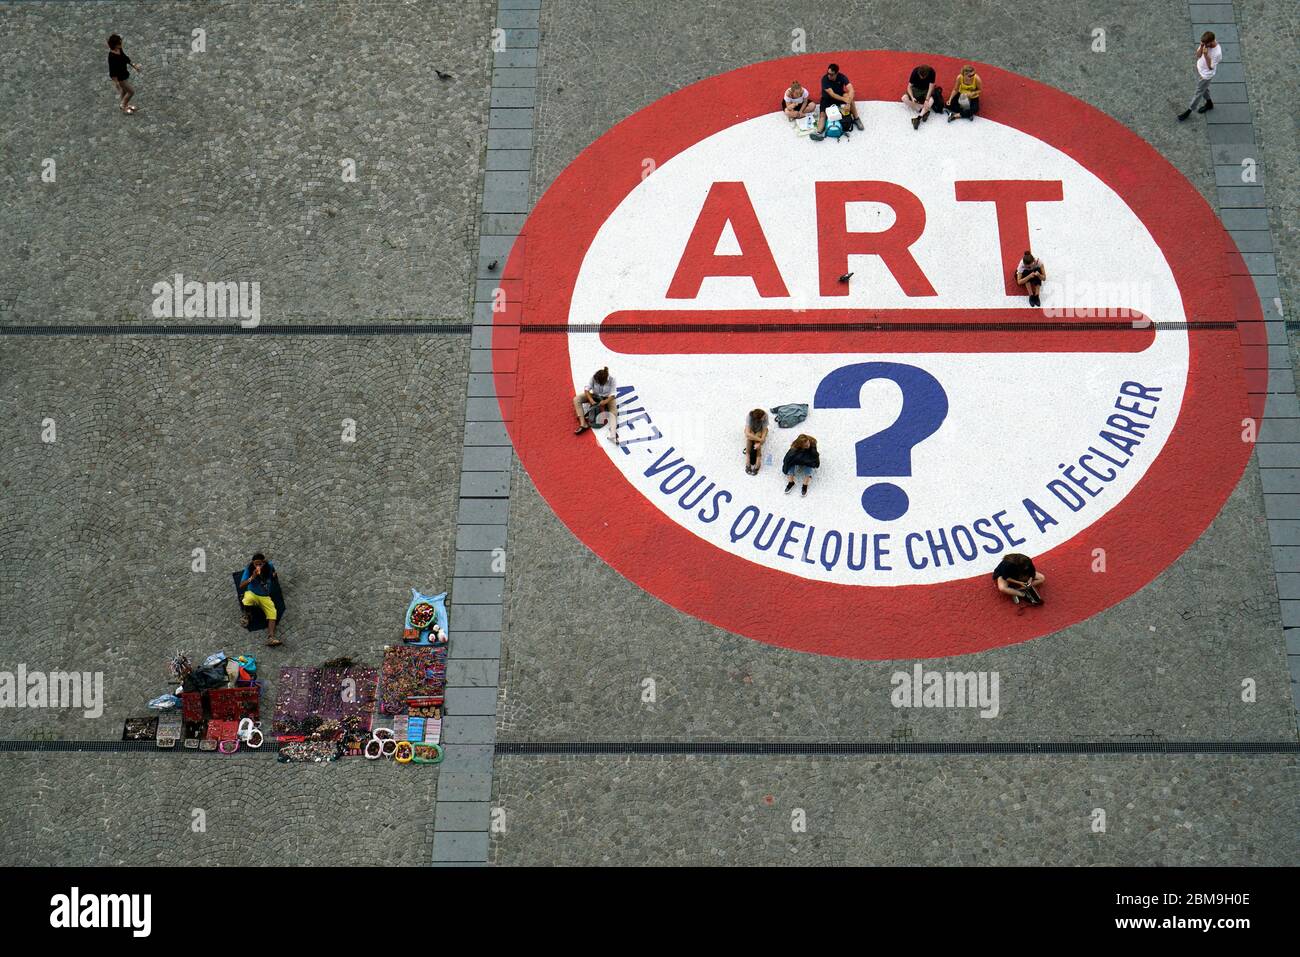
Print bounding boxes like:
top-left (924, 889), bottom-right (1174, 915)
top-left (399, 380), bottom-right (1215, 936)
top-left (240, 553), bottom-right (281, 646)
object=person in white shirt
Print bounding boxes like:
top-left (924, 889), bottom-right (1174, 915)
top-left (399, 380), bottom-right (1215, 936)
top-left (1178, 31), bottom-right (1222, 121)
top-left (573, 366), bottom-right (618, 442)
top-left (781, 80), bottom-right (816, 119)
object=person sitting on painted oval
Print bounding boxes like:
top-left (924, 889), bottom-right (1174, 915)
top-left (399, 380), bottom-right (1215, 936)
top-left (573, 366), bottom-right (618, 443)
top-left (992, 553), bottom-right (1046, 605)
top-left (781, 80), bottom-right (817, 119)
top-left (782, 434), bottom-right (820, 497)
top-left (744, 408), bottom-right (769, 475)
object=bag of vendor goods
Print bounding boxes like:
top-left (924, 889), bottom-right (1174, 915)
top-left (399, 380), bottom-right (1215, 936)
top-left (405, 588), bottom-right (449, 638)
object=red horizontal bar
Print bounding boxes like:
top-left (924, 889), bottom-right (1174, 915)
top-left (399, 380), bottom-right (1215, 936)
top-left (599, 308), bottom-right (1157, 354)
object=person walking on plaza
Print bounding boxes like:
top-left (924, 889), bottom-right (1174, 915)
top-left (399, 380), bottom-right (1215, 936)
top-left (1178, 31), bottom-right (1221, 121)
top-left (946, 64), bottom-right (982, 121)
top-left (782, 434), bottom-right (820, 496)
top-left (107, 34), bottom-right (143, 114)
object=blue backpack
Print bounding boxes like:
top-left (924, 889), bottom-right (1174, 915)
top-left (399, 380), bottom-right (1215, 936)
top-left (825, 116), bottom-right (845, 138)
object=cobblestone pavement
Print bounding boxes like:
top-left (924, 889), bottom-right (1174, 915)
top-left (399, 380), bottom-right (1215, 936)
top-left (1, 0), bottom-right (1296, 867)
top-left (491, 754), bottom-right (1298, 866)
top-left (0, 0), bottom-right (493, 325)
top-left (0, 754), bottom-right (437, 866)
top-left (0, 336), bottom-right (467, 738)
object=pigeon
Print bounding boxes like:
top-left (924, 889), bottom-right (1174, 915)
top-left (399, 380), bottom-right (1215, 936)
top-left (838, 272), bottom-right (854, 283)
top-left (435, 69), bottom-right (454, 81)
top-left (487, 259), bottom-right (499, 271)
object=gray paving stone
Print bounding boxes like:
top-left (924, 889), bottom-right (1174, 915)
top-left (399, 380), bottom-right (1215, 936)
top-left (1259, 419), bottom-right (1300, 444)
top-left (432, 830), bottom-right (490, 862)
top-left (494, 48), bottom-right (539, 69)
top-left (434, 801), bottom-right (493, 831)
top-left (1264, 394), bottom-right (1300, 419)
top-left (454, 550), bottom-right (505, 577)
top-left (464, 419), bottom-right (512, 445)
top-left (456, 524), bottom-right (509, 550)
top-left (449, 632), bottom-right (503, 658)
top-left (1231, 230), bottom-right (1275, 254)
top-left (1205, 82), bottom-right (1249, 103)
top-left (451, 605), bottom-right (505, 635)
top-left (435, 772), bottom-right (494, 802)
top-left (486, 171), bottom-right (531, 193)
top-left (491, 87), bottom-right (538, 109)
top-left (1215, 161), bottom-right (1262, 186)
top-left (1211, 143), bottom-right (1262, 165)
top-left (1253, 275), bottom-right (1281, 299)
top-left (1264, 495), bottom-right (1300, 520)
top-left (459, 470), bottom-right (511, 498)
top-left (1272, 547), bottom-right (1300, 571)
top-left (461, 444), bottom-right (513, 469)
top-left (487, 128), bottom-right (535, 150)
top-left (491, 67), bottom-right (539, 89)
top-left (1264, 369), bottom-right (1295, 392)
top-left (489, 108), bottom-right (536, 129)
top-left (499, 28), bottom-right (540, 48)
top-left (453, 576), bottom-right (506, 604)
top-left (1219, 208), bottom-right (1271, 230)
top-left (1260, 446), bottom-right (1300, 469)
top-left (457, 498), bottom-right (510, 524)
top-left (1188, 3), bottom-right (1235, 21)
top-left (438, 744), bottom-right (497, 771)
top-left (487, 148), bottom-right (534, 170)
top-left (1274, 574), bottom-right (1300, 600)
top-left (465, 396), bottom-right (508, 422)
top-left (1268, 521), bottom-right (1300, 547)
top-left (482, 213), bottom-right (530, 235)
top-left (1201, 104), bottom-right (1253, 125)
top-left (1205, 123), bottom-right (1255, 144)
top-left (481, 189), bottom-right (531, 214)
top-left (1262, 470), bottom-right (1300, 494)
top-left (446, 684), bottom-right (501, 714)
top-left (448, 657), bottom-right (501, 687)
top-left (1266, 346), bottom-right (1293, 369)
top-left (1285, 617), bottom-right (1300, 644)
top-left (498, 8), bottom-right (541, 28)
top-left (500, 0), bottom-right (542, 9)
top-left (444, 715), bottom-right (499, 745)
top-left (1216, 186), bottom-right (1267, 207)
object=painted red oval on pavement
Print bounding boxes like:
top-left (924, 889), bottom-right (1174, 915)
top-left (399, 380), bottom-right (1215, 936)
top-left (495, 51), bottom-right (1265, 659)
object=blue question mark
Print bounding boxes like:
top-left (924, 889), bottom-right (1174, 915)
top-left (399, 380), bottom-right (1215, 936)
top-left (813, 362), bottom-right (949, 521)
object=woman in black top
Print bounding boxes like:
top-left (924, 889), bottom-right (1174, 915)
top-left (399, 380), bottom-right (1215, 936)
top-left (992, 553), bottom-right (1045, 604)
top-left (781, 434), bottom-right (820, 496)
top-left (107, 34), bottom-right (143, 114)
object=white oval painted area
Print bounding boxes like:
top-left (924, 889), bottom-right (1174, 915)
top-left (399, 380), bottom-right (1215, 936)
top-left (565, 102), bottom-right (1188, 587)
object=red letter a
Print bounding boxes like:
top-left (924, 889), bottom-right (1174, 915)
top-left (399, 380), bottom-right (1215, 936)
top-left (667, 182), bottom-right (790, 298)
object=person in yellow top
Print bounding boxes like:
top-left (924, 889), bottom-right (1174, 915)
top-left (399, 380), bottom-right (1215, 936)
top-left (946, 64), bottom-right (982, 121)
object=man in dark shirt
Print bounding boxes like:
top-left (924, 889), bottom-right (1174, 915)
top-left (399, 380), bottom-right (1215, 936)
top-left (107, 33), bottom-right (143, 113)
top-left (819, 63), bottom-right (863, 131)
top-left (992, 554), bottom-right (1045, 604)
top-left (903, 64), bottom-right (942, 129)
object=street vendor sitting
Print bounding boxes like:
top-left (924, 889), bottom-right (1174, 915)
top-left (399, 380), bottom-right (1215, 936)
top-left (239, 553), bottom-right (282, 646)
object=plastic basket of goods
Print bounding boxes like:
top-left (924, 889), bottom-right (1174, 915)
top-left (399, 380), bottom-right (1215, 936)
top-left (394, 741), bottom-right (415, 764)
top-left (409, 602), bottom-right (436, 630)
top-left (412, 743), bottom-right (444, 765)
